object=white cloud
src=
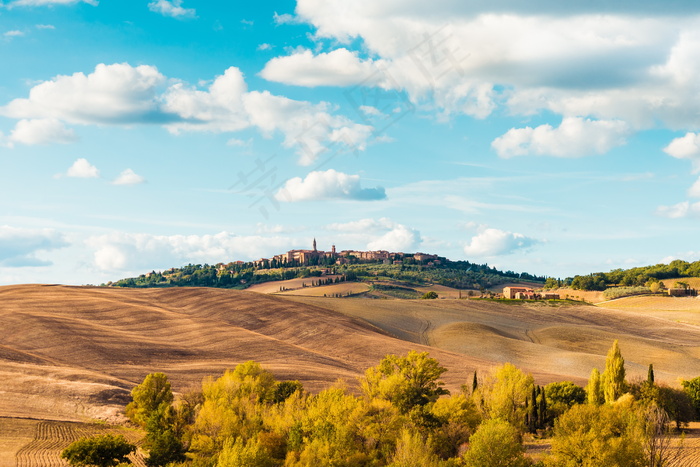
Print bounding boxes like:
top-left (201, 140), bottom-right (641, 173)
top-left (36, 24), bottom-right (55, 29)
top-left (323, 217), bottom-right (421, 252)
top-left (242, 91), bottom-right (373, 165)
top-left (162, 66), bottom-right (249, 134)
top-left (7, 118), bottom-right (77, 146)
top-left (257, 43), bottom-right (273, 51)
top-left (4, 30), bottom-right (24, 37)
top-left (367, 224), bottom-right (421, 252)
top-left (463, 228), bottom-right (538, 256)
top-left (263, 1), bottom-right (700, 133)
top-left (0, 226), bottom-right (68, 267)
top-left (113, 169), bottom-right (145, 186)
top-left (655, 201), bottom-right (700, 219)
top-left (360, 105), bottom-right (383, 117)
top-left (1, 63), bottom-right (374, 163)
top-left (275, 169), bottom-right (386, 202)
top-left (663, 132), bottom-right (700, 173)
top-left (86, 231), bottom-right (296, 272)
top-left (261, 48), bottom-right (388, 87)
top-left (148, 0), bottom-right (195, 18)
top-left (65, 158), bottom-right (99, 178)
top-left (273, 12), bottom-right (300, 25)
top-left (492, 117), bottom-right (630, 158)
top-left (1, 63), bottom-right (166, 125)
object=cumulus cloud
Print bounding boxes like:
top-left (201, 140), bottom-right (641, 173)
top-left (64, 158), bottom-right (99, 178)
top-left (1, 63), bottom-right (167, 125)
top-left (261, 48), bottom-right (388, 87)
top-left (463, 228), bottom-right (538, 257)
top-left (162, 67), bottom-right (248, 133)
top-left (0, 226), bottom-right (68, 267)
top-left (4, 30), bottom-right (24, 37)
top-left (323, 217), bottom-right (421, 252)
top-left (113, 169), bottom-right (145, 186)
top-left (7, 118), bottom-right (77, 146)
top-left (0, 63), bottom-right (374, 164)
top-left (257, 1), bottom-right (700, 133)
top-left (275, 169), bottom-right (386, 202)
top-left (164, 68), bottom-right (373, 163)
top-left (86, 231), bottom-right (296, 272)
top-left (148, 0), bottom-right (195, 18)
top-left (243, 91), bottom-right (373, 165)
top-left (367, 224), bottom-right (421, 252)
top-left (491, 117), bottom-right (630, 158)
top-left (664, 132), bottom-right (700, 173)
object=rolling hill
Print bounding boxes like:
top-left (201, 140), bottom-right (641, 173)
top-left (0, 284), bottom-right (490, 423)
top-left (1, 284), bottom-right (700, 427)
top-left (286, 295), bottom-right (700, 387)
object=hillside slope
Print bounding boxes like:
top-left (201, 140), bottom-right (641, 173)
top-left (0, 285), bottom-right (491, 422)
top-left (287, 296), bottom-right (700, 386)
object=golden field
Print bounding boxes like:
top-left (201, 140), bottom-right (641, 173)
top-left (1, 283), bottom-right (700, 464)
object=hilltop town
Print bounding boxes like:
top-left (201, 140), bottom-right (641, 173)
top-left (109, 239), bottom-right (543, 290)
top-left (253, 239), bottom-right (440, 268)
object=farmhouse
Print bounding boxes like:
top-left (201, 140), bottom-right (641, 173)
top-left (503, 287), bottom-right (560, 300)
top-left (503, 286), bottom-right (534, 299)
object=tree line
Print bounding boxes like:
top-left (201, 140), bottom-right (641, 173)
top-left (107, 259), bottom-right (544, 292)
top-left (550, 259), bottom-right (700, 291)
top-left (62, 343), bottom-right (700, 467)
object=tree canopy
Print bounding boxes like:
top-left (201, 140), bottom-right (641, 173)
top-left (61, 434), bottom-right (135, 467)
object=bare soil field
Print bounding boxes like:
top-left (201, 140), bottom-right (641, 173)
top-left (0, 284), bottom-right (490, 422)
top-left (599, 295), bottom-right (700, 326)
top-left (544, 287), bottom-right (605, 303)
top-left (246, 277), bottom-right (326, 293)
top-left (2, 284), bottom-right (700, 464)
top-left (664, 277), bottom-right (700, 289)
top-left (671, 422), bottom-right (700, 467)
top-left (0, 417), bottom-right (144, 467)
top-left (287, 296), bottom-right (700, 386)
top-left (412, 284), bottom-right (474, 299)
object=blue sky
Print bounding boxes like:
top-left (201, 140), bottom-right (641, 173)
top-left (2, 0), bottom-right (700, 285)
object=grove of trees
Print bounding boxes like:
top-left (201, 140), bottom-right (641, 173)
top-left (67, 344), bottom-right (700, 466)
top-left (565, 259), bottom-right (700, 291)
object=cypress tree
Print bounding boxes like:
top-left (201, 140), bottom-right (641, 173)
top-left (472, 370), bottom-right (478, 393)
top-left (539, 387), bottom-right (547, 428)
top-left (529, 386), bottom-right (538, 432)
top-left (647, 363), bottom-right (655, 384)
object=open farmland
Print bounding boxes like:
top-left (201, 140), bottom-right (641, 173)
top-left (287, 296), bottom-right (700, 386)
top-left (0, 417), bottom-right (144, 467)
top-left (2, 285), bottom-right (700, 464)
top-left (601, 294), bottom-right (700, 320)
top-left (0, 284), bottom-right (492, 423)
